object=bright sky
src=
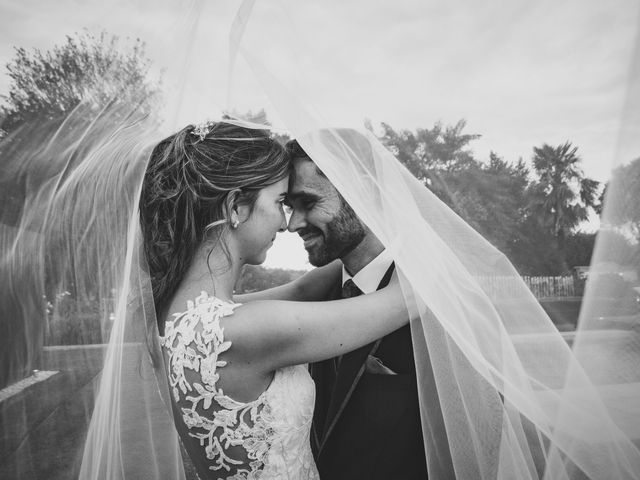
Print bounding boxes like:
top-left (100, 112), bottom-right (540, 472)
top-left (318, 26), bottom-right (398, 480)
top-left (0, 0), bottom-right (638, 270)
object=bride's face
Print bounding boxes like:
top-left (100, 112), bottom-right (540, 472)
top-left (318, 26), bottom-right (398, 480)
top-left (234, 177), bottom-right (289, 265)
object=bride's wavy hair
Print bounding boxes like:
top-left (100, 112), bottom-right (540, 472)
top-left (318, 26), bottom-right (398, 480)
top-left (139, 122), bottom-right (288, 327)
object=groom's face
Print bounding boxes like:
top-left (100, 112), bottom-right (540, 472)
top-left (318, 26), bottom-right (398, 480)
top-left (287, 157), bottom-right (366, 266)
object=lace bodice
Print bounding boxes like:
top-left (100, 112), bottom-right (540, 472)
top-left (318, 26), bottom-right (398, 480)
top-left (161, 292), bottom-right (319, 480)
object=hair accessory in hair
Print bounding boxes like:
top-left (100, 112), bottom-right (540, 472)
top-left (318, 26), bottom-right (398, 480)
top-left (191, 120), bottom-right (216, 142)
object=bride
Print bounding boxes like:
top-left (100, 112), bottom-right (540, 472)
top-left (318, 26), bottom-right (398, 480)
top-left (140, 120), bottom-right (414, 479)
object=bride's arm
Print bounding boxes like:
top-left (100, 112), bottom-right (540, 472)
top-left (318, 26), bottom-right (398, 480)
top-left (234, 260), bottom-right (342, 302)
top-left (225, 276), bottom-right (415, 372)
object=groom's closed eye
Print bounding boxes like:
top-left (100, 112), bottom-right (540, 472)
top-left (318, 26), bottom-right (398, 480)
top-left (287, 194), bottom-right (317, 212)
top-left (300, 199), bottom-right (316, 210)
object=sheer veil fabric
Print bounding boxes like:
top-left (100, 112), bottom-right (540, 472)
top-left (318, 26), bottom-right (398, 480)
top-left (0, 1), bottom-right (639, 480)
top-left (229, 2), bottom-right (640, 478)
top-left (0, 104), bottom-right (182, 478)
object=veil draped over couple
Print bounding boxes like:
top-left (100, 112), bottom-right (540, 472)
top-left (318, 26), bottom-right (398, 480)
top-left (1, 0), bottom-right (640, 479)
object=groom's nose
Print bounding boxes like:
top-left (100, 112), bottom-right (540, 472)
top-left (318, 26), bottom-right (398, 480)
top-left (287, 208), bottom-right (306, 233)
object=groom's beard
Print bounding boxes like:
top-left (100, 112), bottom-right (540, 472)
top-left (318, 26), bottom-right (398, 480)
top-left (302, 199), bottom-right (366, 267)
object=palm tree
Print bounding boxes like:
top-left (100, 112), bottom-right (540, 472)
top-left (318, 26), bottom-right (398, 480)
top-left (528, 141), bottom-right (599, 254)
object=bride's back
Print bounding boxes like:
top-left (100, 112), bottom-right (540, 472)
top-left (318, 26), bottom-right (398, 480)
top-left (161, 291), bottom-right (318, 479)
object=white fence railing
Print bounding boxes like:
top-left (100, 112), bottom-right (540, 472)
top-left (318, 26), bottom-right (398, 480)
top-left (475, 275), bottom-right (577, 299)
top-left (522, 276), bottom-right (576, 298)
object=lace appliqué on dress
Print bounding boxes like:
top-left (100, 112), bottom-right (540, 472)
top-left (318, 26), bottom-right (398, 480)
top-left (162, 292), bottom-right (272, 479)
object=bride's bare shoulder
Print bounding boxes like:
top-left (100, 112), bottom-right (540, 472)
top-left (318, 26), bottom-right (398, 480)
top-left (220, 299), bottom-right (289, 347)
top-left (162, 291), bottom-right (274, 401)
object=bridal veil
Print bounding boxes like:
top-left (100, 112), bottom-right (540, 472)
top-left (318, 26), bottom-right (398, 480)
top-left (1, 0), bottom-right (639, 479)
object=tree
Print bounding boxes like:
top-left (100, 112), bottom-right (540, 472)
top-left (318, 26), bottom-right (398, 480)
top-left (235, 265), bottom-right (305, 293)
top-left (0, 32), bottom-right (162, 387)
top-left (433, 152), bottom-right (533, 262)
top-left (374, 119), bottom-right (480, 184)
top-left (602, 157), bottom-right (640, 241)
top-left (596, 159), bottom-right (640, 277)
top-left (373, 124), bottom-right (607, 274)
top-left (564, 232), bottom-right (596, 268)
top-left (527, 142), bottom-right (599, 256)
top-left (373, 119), bottom-right (485, 214)
top-left (374, 121), bottom-right (544, 270)
top-left (223, 108), bottom-right (291, 145)
top-left (0, 30), bottom-right (162, 226)
top-left (0, 30), bottom-right (161, 134)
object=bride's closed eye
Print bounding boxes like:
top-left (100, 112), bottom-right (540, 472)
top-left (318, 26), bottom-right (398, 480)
top-left (280, 198), bottom-right (292, 214)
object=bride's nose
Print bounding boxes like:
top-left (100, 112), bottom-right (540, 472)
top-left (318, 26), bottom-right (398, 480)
top-left (278, 210), bottom-right (287, 232)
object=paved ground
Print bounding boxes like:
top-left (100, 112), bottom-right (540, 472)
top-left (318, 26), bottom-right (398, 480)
top-left (1, 302), bottom-right (637, 479)
top-left (0, 345), bottom-right (105, 479)
top-left (0, 344), bottom-right (186, 479)
top-left (540, 298), bottom-right (582, 330)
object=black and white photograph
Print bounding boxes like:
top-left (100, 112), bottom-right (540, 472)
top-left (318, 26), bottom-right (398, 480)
top-left (1, 1), bottom-right (639, 479)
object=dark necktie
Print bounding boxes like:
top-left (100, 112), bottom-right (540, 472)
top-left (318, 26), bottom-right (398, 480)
top-left (334, 279), bottom-right (363, 371)
top-left (341, 278), bottom-right (363, 299)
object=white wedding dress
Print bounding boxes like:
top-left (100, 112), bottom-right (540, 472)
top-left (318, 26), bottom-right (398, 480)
top-left (161, 292), bottom-right (320, 480)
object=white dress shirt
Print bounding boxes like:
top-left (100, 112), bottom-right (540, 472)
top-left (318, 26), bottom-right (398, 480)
top-left (341, 249), bottom-right (393, 294)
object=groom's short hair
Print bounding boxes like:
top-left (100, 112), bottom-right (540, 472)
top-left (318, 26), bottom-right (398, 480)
top-left (285, 139), bottom-right (327, 178)
top-left (286, 128), bottom-right (375, 179)
top-left (287, 130), bottom-right (384, 215)
top-left (284, 138), bottom-right (307, 161)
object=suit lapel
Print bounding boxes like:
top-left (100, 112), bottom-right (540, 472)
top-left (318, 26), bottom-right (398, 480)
top-left (310, 358), bottom-right (334, 454)
top-left (318, 339), bottom-right (380, 453)
top-left (310, 281), bottom-right (341, 456)
top-left (317, 262), bottom-right (396, 455)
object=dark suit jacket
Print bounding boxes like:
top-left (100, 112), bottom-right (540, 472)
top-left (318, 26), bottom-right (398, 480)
top-left (311, 264), bottom-right (430, 480)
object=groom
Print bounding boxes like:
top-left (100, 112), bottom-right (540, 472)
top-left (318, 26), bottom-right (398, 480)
top-left (285, 138), bottom-right (429, 479)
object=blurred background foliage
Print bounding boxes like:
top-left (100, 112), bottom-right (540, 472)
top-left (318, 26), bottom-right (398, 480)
top-left (1, 30), bottom-right (638, 349)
